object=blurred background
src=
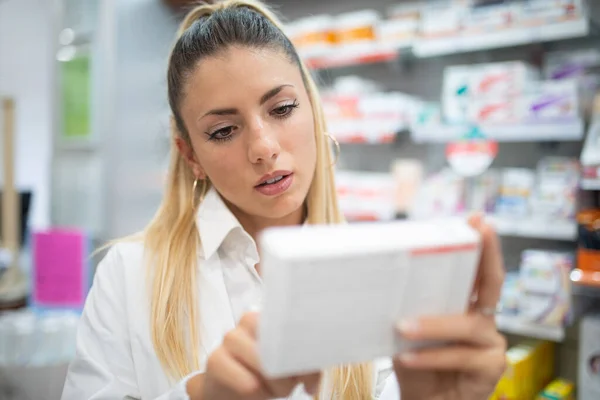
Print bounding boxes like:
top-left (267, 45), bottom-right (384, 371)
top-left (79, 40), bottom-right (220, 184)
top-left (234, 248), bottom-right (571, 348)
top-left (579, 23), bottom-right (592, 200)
top-left (2, 0), bottom-right (600, 399)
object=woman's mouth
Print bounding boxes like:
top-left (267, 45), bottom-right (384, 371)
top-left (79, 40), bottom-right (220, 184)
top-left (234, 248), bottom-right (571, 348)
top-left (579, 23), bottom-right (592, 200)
top-left (255, 172), bottom-right (294, 196)
top-left (258, 175), bottom-right (286, 186)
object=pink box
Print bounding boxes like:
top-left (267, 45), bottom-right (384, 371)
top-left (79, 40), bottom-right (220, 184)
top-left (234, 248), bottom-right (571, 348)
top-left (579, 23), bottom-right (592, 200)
top-left (31, 229), bottom-right (90, 310)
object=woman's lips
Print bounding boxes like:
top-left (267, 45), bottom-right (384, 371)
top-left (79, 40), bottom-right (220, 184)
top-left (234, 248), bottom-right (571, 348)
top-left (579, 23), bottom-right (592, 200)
top-left (254, 173), bottom-right (294, 196)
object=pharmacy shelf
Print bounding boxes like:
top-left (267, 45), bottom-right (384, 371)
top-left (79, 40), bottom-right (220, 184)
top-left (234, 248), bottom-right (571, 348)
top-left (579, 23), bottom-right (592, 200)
top-left (581, 178), bottom-right (600, 190)
top-left (414, 19), bottom-right (589, 58)
top-left (488, 216), bottom-right (576, 241)
top-left (411, 119), bottom-right (585, 143)
top-left (571, 280), bottom-right (600, 297)
top-left (305, 47), bottom-right (398, 70)
top-left (496, 315), bottom-right (565, 342)
top-left (56, 139), bottom-right (100, 152)
top-left (571, 269), bottom-right (600, 289)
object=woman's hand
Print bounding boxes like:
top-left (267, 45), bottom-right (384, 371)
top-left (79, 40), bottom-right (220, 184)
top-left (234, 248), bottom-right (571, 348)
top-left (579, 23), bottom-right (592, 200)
top-left (392, 214), bottom-right (507, 400)
top-left (201, 312), bottom-right (321, 400)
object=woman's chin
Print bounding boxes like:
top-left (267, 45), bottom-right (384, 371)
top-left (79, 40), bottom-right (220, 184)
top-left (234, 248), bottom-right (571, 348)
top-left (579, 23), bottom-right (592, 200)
top-left (257, 191), bottom-right (306, 221)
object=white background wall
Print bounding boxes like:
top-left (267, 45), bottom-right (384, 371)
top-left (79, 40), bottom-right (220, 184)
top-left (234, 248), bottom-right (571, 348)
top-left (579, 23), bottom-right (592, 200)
top-left (0, 0), bottom-right (55, 230)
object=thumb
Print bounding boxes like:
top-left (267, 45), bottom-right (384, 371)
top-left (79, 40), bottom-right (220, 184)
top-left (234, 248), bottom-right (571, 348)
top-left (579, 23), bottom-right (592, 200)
top-left (299, 372), bottom-right (322, 396)
top-left (467, 212), bottom-right (484, 232)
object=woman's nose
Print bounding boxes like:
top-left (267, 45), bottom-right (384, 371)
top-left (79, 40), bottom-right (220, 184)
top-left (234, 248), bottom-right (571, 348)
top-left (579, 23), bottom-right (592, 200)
top-left (247, 124), bottom-right (280, 165)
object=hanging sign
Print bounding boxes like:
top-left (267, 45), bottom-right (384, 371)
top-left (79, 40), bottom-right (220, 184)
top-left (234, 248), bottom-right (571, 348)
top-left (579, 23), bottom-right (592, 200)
top-left (446, 140), bottom-right (498, 177)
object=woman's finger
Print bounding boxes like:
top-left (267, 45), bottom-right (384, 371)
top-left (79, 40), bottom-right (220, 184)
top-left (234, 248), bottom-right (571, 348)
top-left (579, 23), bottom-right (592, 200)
top-left (239, 312), bottom-right (259, 338)
top-left (223, 328), bottom-right (262, 375)
top-left (206, 347), bottom-right (269, 398)
top-left (394, 343), bottom-right (507, 376)
top-left (468, 216), bottom-right (505, 310)
top-left (298, 372), bottom-right (322, 396)
top-left (397, 313), bottom-right (501, 347)
top-left (226, 319), bottom-right (299, 398)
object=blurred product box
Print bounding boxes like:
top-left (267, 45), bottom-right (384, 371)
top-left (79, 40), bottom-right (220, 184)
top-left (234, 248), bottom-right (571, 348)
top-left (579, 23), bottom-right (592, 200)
top-left (519, 80), bottom-right (580, 122)
top-left (536, 378), bottom-right (574, 400)
top-left (468, 169), bottom-right (500, 213)
top-left (460, 3), bottom-right (518, 35)
top-left (469, 61), bottom-right (539, 98)
top-left (379, 2), bottom-right (422, 47)
top-left (412, 101), bottom-right (443, 127)
top-left (286, 15), bottom-right (335, 59)
top-left (529, 157), bottom-right (579, 221)
top-left (518, 250), bottom-right (573, 326)
top-left (420, 2), bottom-right (464, 39)
top-left (334, 10), bottom-right (380, 54)
top-left (545, 49), bottom-right (600, 81)
top-left (465, 80), bottom-right (579, 125)
top-left (442, 65), bottom-right (472, 124)
top-left (575, 208), bottom-right (600, 288)
top-left (323, 76), bottom-right (419, 143)
top-left (443, 61), bottom-right (540, 124)
top-left (495, 168), bottom-right (536, 217)
top-left (467, 97), bottom-right (520, 124)
top-left (499, 271), bottom-right (521, 316)
top-left (31, 229), bottom-right (91, 312)
top-left (335, 171), bottom-right (396, 222)
top-left (410, 169), bottom-right (467, 219)
top-left (519, 0), bottom-right (585, 27)
top-left (391, 159), bottom-right (424, 218)
top-left (545, 49), bottom-right (600, 119)
top-left (493, 340), bottom-right (556, 400)
top-left (387, 2), bottom-right (422, 21)
top-left (377, 19), bottom-right (419, 48)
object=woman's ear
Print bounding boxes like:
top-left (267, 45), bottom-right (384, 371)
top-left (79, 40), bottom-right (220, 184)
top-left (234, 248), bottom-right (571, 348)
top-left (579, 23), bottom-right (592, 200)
top-left (175, 137), bottom-right (205, 179)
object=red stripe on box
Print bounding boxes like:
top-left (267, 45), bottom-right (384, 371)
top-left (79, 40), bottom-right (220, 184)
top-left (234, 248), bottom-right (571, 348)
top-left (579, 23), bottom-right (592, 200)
top-left (411, 243), bottom-right (478, 256)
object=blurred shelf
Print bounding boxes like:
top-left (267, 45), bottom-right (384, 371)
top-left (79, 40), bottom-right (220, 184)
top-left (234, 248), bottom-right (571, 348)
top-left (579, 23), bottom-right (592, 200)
top-left (581, 178), bottom-right (600, 190)
top-left (414, 18), bottom-right (589, 58)
top-left (305, 47), bottom-right (399, 70)
top-left (55, 140), bottom-right (100, 152)
top-left (488, 216), bottom-right (576, 241)
top-left (571, 280), bottom-right (600, 297)
top-left (411, 119), bottom-right (584, 143)
top-left (496, 315), bottom-right (565, 342)
top-left (570, 269), bottom-right (600, 289)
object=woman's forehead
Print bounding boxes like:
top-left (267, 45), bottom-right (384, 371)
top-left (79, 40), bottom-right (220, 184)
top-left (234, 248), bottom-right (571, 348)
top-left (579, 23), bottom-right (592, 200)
top-left (182, 46), bottom-right (303, 112)
top-left (191, 47), bottom-right (299, 92)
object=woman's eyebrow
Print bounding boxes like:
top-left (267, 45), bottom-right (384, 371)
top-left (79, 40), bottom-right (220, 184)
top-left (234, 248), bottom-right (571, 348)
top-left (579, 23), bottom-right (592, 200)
top-left (200, 84), bottom-right (295, 120)
top-left (259, 84), bottom-right (294, 106)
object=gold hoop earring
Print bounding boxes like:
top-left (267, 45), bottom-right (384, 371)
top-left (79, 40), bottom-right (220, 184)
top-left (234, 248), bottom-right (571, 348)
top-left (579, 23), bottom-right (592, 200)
top-left (191, 178), bottom-right (206, 210)
top-left (325, 133), bottom-right (340, 167)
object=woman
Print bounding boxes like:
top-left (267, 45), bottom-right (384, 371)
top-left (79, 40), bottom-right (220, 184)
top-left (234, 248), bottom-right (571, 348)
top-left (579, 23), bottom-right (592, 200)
top-left (61, 1), bottom-right (507, 399)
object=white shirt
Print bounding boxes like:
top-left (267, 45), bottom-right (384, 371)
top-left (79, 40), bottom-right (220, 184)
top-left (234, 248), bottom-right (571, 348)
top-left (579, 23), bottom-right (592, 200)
top-left (61, 188), bottom-right (398, 400)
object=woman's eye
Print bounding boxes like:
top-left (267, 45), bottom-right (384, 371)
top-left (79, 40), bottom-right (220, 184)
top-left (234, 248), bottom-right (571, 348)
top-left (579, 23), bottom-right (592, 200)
top-left (208, 126), bottom-right (235, 142)
top-left (271, 101), bottom-right (299, 118)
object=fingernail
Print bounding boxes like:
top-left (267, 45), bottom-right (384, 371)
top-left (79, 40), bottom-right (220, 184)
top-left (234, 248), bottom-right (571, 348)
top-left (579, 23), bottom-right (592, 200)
top-left (397, 319), bottom-right (419, 334)
top-left (248, 304), bottom-right (262, 313)
top-left (397, 352), bottom-right (417, 364)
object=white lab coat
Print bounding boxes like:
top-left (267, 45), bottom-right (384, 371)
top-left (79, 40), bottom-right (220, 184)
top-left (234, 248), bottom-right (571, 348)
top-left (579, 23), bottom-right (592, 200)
top-left (61, 188), bottom-right (398, 399)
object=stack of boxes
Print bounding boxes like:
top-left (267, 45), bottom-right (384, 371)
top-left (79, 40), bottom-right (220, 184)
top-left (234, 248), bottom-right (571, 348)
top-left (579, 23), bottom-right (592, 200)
top-left (442, 61), bottom-right (580, 126)
top-left (490, 340), bottom-right (557, 400)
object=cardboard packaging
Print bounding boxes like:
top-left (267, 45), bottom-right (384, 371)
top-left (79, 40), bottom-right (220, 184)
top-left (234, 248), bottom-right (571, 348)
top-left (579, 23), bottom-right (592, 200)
top-left (258, 219), bottom-right (481, 378)
top-left (537, 378), bottom-right (575, 400)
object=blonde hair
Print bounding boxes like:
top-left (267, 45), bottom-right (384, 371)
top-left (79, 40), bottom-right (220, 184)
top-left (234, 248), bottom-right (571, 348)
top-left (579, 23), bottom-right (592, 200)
top-left (144, 1), bottom-right (373, 398)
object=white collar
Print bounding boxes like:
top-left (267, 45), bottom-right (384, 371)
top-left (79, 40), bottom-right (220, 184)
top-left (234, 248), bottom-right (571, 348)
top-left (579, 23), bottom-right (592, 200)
top-left (196, 187), bottom-right (250, 260)
top-left (196, 187), bottom-right (309, 260)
